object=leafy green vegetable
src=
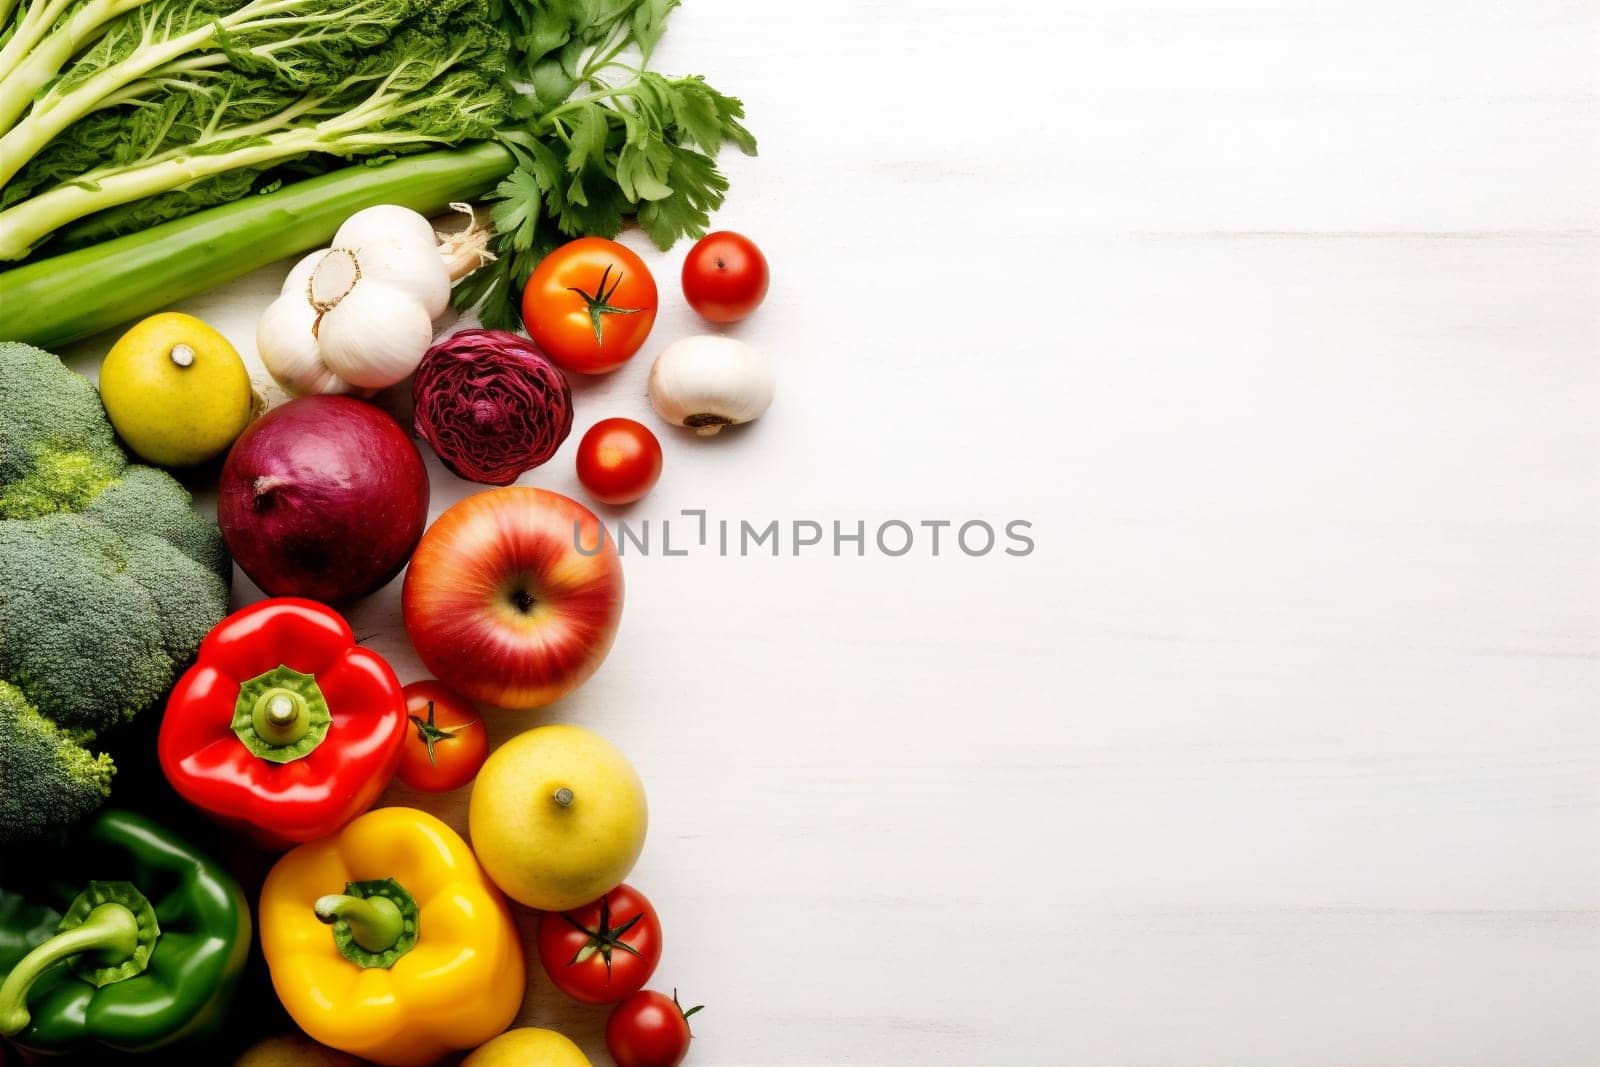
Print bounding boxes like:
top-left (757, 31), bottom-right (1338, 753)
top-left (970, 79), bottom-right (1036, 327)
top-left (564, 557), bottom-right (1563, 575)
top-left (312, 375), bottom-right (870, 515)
top-left (1, 0), bottom-right (748, 329)
top-left (0, 0), bottom-right (153, 133)
top-left (0, 0), bottom-right (754, 328)
top-left (458, 4), bottom-right (756, 327)
top-left (0, 341), bottom-right (231, 843)
top-left (1, 0), bottom-right (418, 172)
top-left (0, 2), bottom-right (508, 258)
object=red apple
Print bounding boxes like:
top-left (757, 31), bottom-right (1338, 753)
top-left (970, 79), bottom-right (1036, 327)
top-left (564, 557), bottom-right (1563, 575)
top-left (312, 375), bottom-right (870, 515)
top-left (402, 487), bottom-right (624, 708)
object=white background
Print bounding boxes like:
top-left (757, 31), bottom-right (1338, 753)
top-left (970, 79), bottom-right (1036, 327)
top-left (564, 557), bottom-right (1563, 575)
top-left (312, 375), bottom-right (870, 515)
top-left (57, 1), bottom-right (1599, 1063)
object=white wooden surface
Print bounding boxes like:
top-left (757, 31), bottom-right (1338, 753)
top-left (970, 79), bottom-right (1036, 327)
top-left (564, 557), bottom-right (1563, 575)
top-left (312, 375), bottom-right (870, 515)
top-left (60, 1), bottom-right (1599, 1062)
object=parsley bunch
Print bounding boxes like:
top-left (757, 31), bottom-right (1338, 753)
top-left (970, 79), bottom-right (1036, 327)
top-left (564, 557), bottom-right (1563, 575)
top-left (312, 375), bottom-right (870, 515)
top-left (459, 0), bottom-right (757, 328)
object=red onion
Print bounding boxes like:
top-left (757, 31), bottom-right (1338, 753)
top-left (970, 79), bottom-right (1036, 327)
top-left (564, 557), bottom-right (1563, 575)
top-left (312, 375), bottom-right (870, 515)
top-left (412, 329), bottom-right (574, 486)
top-left (219, 396), bottom-right (429, 603)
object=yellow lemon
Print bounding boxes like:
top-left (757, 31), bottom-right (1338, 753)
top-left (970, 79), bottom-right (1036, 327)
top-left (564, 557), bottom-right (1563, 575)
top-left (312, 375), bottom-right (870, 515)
top-left (469, 724), bottom-right (647, 911)
top-left (99, 312), bottom-right (254, 467)
top-left (464, 1028), bottom-right (591, 1067)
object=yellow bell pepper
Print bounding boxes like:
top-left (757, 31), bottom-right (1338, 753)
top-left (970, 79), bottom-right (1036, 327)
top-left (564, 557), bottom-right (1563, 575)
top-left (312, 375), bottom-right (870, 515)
top-left (259, 807), bottom-right (525, 1067)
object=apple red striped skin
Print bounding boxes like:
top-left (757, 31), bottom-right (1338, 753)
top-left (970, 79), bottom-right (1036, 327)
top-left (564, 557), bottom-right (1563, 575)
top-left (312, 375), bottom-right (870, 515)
top-left (402, 487), bottom-right (624, 709)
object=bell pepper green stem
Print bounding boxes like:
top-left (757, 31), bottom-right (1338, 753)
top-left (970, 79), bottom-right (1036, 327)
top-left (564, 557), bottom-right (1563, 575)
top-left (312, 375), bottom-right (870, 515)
top-left (313, 880), bottom-right (418, 970)
top-left (232, 664), bottom-right (331, 763)
top-left (315, 895), bottom-right (403, 954)
top-left (252, 688), bottom-right (310, 746)
top-left (0, 815), bottom-right (244, 1054)
top-left (312, 883), bottom-right (419, 972)
top-left (0, 903), bottom-right (140, 1036)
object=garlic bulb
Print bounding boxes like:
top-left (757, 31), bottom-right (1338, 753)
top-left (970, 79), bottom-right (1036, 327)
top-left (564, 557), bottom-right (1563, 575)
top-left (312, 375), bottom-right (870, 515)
top-left (256, 205), bottom-right (479, 396)
top-left (647, 335), bottom-right (775, 436)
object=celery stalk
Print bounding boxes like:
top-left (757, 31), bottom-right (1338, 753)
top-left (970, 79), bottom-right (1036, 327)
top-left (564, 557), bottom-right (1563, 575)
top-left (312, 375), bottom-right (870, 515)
top-left (0, 143), bottom-right (513, 348)
top-left (1, 123), bottom-right (397, 259)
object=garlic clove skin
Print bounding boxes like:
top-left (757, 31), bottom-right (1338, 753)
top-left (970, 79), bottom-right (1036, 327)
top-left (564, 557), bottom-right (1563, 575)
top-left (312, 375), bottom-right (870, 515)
top-left (647, 335), bottom-right (776, 436)
top-left (280, 249), bottom-right (328, 299)
top-left (257, 294), bottom-right (348, 396)
top-left (333, 205), bottom-right (437, 256)
top-left (345, 234), bottom-right (451, 320)
top-left (316, 280), bottom-right (436, 390)
top-left (258, 205), bottom-right (450, 398)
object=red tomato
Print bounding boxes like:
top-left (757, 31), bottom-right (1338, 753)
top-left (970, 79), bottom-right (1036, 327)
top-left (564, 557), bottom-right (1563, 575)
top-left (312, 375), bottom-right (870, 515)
top-left (536, 884), bottom-right (662, 1004)
top-left (576, 418), bottom-right (663, 505)
top-left (396, 680), bottom-right (488, 792)
top-left (522, 237), bottom-right (658, 374)
top-left (681, 231), bottom-right (769, 323)
top-left (606, 990), bottom-right (702, 1067)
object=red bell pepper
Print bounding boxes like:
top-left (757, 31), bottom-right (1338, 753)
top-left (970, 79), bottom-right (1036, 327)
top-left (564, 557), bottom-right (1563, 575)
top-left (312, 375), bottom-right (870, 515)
top-left (158, 598), bottom-right (407, 848)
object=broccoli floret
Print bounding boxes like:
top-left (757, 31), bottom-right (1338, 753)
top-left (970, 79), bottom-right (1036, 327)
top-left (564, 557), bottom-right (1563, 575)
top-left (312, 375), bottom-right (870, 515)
top-left (83, 463), bottom-right (228, 575)
top-left (0, 447), bottom-right (120, 519)
top-left (0, 515), bottom-right (227, 730)
top-left (0, 341), bottom-right (123, 509)
top-left (0, 342), bottom-right (230, 842)
top-left (0, 682), bottom-right (115, 845)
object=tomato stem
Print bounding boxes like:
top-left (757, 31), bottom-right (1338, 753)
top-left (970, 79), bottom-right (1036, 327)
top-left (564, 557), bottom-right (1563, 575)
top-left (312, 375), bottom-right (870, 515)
top-left (674, 988), bottom-right (705, 1031)
top-left (566, 263), bottom-right (642, 346)
top-left (407, 700), bottom-right (458, 767)
top-left (562, 892), bottom-right (644, 977)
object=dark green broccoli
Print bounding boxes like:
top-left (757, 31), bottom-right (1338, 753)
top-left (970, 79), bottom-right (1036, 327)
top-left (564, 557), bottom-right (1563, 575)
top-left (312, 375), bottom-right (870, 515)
top-left (0, 341), bottom-right (231, 843)
top-left (0, 681), bottom-right (115, 842)
top-left (0, 340), bottom-right (121, 517)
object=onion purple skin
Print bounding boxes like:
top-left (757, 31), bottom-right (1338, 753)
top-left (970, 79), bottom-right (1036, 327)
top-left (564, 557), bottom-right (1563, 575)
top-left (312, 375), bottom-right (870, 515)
top-left (412, 329), bottom-right (574, 486)
top-left (218, 396), bottom-right (430, 604)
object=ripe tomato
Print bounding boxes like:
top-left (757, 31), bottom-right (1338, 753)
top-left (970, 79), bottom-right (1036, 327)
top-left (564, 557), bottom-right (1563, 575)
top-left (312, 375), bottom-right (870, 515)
top-left (576, 418), bottom-right (663, 506)
top-left (681, 231), bottom-right (769, 323)
top-left (606, 990), bottom-right (702, 1067)
top-left (522, 237), bottom-right (658, 374)
top-left (396, 680), bottom-right (488, 792)
top-left (536, 884), bottom-right (662, 1004)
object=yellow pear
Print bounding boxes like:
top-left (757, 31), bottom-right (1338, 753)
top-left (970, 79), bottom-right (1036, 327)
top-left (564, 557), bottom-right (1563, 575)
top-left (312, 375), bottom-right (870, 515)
top-left (464, 1028), bottom-right (591, 1067)
top-left (234, 1032), bottom-right (366, 1067)
top-left (469, 724), bottom-right (647, 910)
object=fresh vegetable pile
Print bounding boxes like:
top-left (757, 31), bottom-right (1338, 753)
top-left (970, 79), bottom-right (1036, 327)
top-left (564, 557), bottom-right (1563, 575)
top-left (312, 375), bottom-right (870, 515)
top-left (0, 342), bottom-right (228, 844)
top-left (0, 0), bottom-right (754, 343)
top-left (0, 1), bottom-right (773, 1062)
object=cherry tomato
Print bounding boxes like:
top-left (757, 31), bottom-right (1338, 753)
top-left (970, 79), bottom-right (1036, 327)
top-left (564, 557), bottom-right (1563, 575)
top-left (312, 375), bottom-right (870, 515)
top-left (576, 418), bottom-right (663, 506)
top-left (522, 237), bottom-right (658, 374)
top-left (536, 884), bottom-right (663, 1004)
top-left (681, 231), bottom-right (769, 323)
top-left (606, 990), bottom-right (703, 1067)
top-left (396, 680), bottom-right (488, 792)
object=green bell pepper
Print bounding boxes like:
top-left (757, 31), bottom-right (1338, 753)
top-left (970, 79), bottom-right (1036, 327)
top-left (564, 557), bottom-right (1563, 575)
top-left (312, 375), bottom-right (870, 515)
top-left (0, 809), bottom-right (250, 1053)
